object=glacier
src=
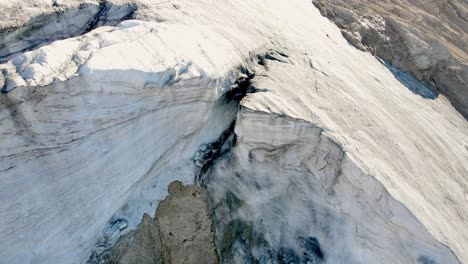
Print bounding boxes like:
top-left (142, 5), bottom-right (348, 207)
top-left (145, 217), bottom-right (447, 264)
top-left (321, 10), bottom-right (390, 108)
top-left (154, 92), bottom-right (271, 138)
top-left (0, 0), bottom-right (467, 263)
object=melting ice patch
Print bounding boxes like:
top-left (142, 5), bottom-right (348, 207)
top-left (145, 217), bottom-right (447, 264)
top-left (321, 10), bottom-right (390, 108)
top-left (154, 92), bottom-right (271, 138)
top-left (385, 62), bottom-right (439, 99)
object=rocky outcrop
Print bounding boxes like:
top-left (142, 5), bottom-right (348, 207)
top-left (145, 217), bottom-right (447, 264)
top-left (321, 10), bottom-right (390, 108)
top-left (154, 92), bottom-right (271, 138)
top-left (92, 213), bottom-right (164, 264)
top-left (92, 181), bottom-right (216, 264)
top-left (312, 0), bottom-right (468, 118)
top-left (157, 181), bottom-right (218, 264)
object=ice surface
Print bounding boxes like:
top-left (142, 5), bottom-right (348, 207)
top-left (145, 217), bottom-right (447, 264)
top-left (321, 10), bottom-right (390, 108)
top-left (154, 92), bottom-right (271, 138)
top-left (0, 0), bottom-right (466, 263)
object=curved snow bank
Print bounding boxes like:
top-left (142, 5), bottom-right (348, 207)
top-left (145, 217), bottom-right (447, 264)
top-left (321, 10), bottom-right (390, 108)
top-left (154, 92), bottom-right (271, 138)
top-left (1, 20), bottom-right (252, 92)
top-left (0, 1), bottom-right (138, 63)
top-left (239, 39), bottom-right (468, 262)
top-left (204, 106), bottom-right (459, 263)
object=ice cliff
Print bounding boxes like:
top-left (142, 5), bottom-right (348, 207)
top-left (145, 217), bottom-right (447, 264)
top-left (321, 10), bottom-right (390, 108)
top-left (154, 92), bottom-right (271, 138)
top-left (0, 0), bottom-right (467, 264)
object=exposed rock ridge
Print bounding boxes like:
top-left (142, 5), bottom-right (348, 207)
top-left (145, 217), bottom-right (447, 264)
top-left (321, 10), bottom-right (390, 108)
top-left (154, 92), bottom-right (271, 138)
top-left (156, 181), bottom-right (218, 264)
top-left (312, 0), bottom-right (468, 118)
top-left (89, 213), bottom-right (164, 264)
top-left (90, 181), bottom-right (217, 264)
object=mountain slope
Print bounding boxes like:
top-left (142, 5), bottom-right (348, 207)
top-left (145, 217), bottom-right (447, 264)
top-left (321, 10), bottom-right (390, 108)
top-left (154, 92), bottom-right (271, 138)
top-left (0, 0), bottom-right (466, 263)
top-left (313, 0), bottom-right (468, 118)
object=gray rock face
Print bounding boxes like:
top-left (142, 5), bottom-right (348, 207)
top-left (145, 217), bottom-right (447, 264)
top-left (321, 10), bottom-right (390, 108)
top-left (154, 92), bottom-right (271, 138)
top-left (91, 181), bottom-right (217, 264)
top-left (156, 181), bottom-right (218, 264)
top-left (313, 0), bottom-right (468, 118)
top-left (92, 213), bottom-right (164, 264)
